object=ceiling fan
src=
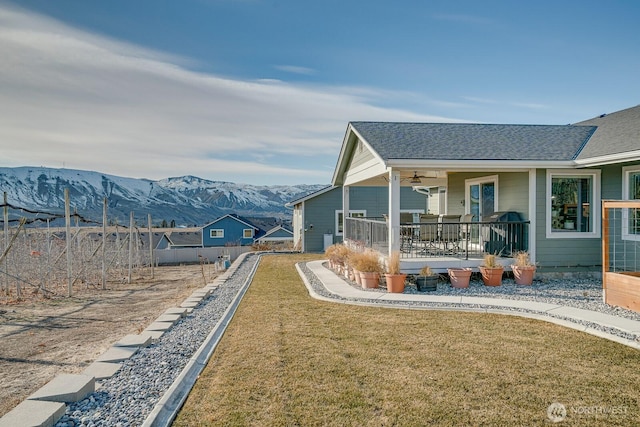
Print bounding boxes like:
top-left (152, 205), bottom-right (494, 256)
top-left (406, 171), bottom-right (428, 184)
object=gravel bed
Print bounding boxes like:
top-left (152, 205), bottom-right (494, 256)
top-left (55, 253), bottom-right (260, 427)
top-left (299, 262), bottom-right (640, 342)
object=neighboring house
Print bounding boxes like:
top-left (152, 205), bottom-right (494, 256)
top-left (202, 214), bottom-right (264, 247)
top-left (138, 231), bottom-right (171, 250)
top-left (286, 185), bottom-right (433, 253)
top-left (330, 104), bottom-right (640, 273)
top-left (85, 231), bottom-right (170, 250)
top-left (166, 230), bottom-right (203, 248)
top-left (255, 225), bottom-right (294, 245)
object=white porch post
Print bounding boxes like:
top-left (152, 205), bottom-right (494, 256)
top-left (388, 170), bottom-right (401, 255)
top-left (342, 185), bottom-right (350, 242)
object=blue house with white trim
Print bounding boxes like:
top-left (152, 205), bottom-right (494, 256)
top-left (202, 214), bottom-right (263, 247)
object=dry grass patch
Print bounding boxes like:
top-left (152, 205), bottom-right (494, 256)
top-left (174, 254), bottom-right (640, 426)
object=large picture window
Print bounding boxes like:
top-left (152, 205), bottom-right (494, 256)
top-left (547, 170), bottom-right (600, 238)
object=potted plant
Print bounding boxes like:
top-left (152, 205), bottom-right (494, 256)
top-left (416, 265), bottom-right (438, 292)
top-left (447, 267), bottom-right (472, 288)
top-left (479, 253), bottom-right (504, 286)
top-left (384, 251), bottom-right (407, 293)
top-left (347, 250), bottom-right (363, 286)
top-left (324, 244), bottom-right (339, 270)
top-left (511, 251), bottom-right (536, 285)
top-left (354, 250), bottom-right (382, 289)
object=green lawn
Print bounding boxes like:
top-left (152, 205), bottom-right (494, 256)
top-left (174, 254), bottom-right (640, 426)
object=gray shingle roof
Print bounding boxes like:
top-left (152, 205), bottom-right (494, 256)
top-left (574, 105), bottom-right (640, 160)
top-left (350, 122), bottom-right (597, 161)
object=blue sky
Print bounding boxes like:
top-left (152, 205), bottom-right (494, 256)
top-left (1, 0), bottom-right (639, 185)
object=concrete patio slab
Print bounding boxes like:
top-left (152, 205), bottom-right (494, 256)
top-left (0, 399), bottom-right (66, 427)
top-left (144, 321), bottom-right (174, 332)
top-left (184, 296), bottom-right (203, 304)
top-left (95, 346), bottom-right (138, 363)
top-left (154, 314), bottom-right (181, 324)
top-left (163, 307), bottom-right (189, 317)
top-left (191, 289), bottom-right (210, 297)
top-left (142, 329), bottom-right (166, 341)
top-left (114, 334), bottom-right (153, 348)
top-left (28, 374), bottom-right (95, 403)
top-left (180, 301), bottom-right (199, 309)
top-left (82, 361), bottom-right (122, 380)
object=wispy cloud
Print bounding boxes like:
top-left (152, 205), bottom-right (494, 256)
top-left (273, 65), bottom-right (316, 75)
top-left (0, 4), bottom-right (457, 185)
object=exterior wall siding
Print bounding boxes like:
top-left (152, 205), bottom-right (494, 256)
top-left (303, 186), bottom-right (429, 253)
top-left (349, 141), bottom-right (375, 169)
top-left (447, 172), bottom-right (529, 219)
top-left (202, 217), bottom-right (256, 247)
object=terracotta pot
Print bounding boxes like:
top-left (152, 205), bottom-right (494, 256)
top-left (360, 271), bottom-right (380, 289)
top-left (385, 273), bottom-right (407, 293)
top-left (480, 266), bottom-right (504, 286)
top-left (448, 268), bottom-right (472, 288)
top-left (353, 269), bottom-right (362, 286)
top-left (416, 275), bottom-right (438, 292)
top-left (511, 265), bottom-right (536, 285)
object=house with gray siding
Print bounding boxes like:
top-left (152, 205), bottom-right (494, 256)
top-left (330, 104), bottom-right (640, 273)
top-left (286, 185), bottom-right (432, 253)
top-left (255, 225), bottom-right (294, 245)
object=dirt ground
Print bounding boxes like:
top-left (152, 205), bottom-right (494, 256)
top-left (0, 263), bottom-right (216, 417)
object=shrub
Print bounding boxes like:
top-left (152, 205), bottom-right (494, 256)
top-left (386, 251), bottom-right (402, 275)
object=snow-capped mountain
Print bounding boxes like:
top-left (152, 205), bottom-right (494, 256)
top-left (0, 167), bottom-right (326, 226)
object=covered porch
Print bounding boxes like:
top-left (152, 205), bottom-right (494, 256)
top-left (331, 122), bottom-right (546, 274)
top-left (344, 215), bottom-right (530, 274)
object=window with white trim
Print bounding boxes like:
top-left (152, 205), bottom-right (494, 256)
top-left (243, 229), bottom-right (254, 238)
top-left (335, 210), bottom-right (366, 236)
top-left (210, 229), bottom-right (224, 238)
top-left (546, 170), bottom-right (600, 238)
top-left (622, 165), bottom-right (640, 240)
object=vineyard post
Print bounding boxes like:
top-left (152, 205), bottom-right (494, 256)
top-left (102, 198), bottom-right (107, 290)
top-left (65, 188), bottom-right (72, 297)
top-left (128, 211), bottom-right (133, 284)
top-left (148, 213), bottom-right (154, 279)
top-left (3, 192), bottom-right (7, 293)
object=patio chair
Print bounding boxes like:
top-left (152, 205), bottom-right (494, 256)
top-left (461, 213), bottom-right (476, 241)
top-left (399, 212), bottom-right (415, 253)
top-left (440, 214), bottom-right (462, 254)
top-left (418, 214), bottom-right (439, 254)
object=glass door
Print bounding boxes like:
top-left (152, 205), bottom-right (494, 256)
top-left (469, 181), bottom-right (496, 221)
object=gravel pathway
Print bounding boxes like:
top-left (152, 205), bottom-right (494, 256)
top-left (55, 253), bottom-right (260, 427)
top-left (55, 255), bottom-right (640, 426)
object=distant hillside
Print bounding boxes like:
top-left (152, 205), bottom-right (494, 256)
top-left (0, 167), bottom-right (326, 227)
